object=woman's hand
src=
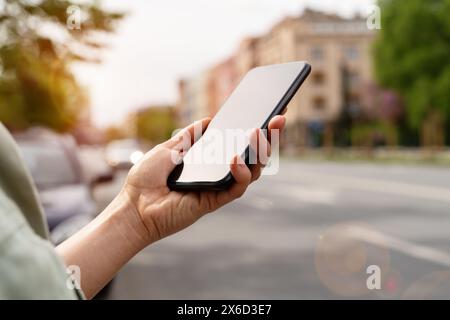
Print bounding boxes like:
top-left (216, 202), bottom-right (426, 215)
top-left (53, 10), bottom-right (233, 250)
top-left (57, 115), bottom-right (286, 298)
top-left (122, 115), bottom-right (286, 245)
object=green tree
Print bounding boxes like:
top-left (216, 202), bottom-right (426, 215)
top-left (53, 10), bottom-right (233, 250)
top-left (0, 0), bottom-right (124, 132)
top-left (135, 106), bottom-right (177, 145)
top-left (373, 0), bottom-right (450, 147)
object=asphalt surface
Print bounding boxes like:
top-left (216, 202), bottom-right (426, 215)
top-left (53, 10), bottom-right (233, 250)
top-left (93, 160), bottom-right (450, 299)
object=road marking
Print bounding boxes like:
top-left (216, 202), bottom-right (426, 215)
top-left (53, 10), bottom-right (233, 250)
top-left (248, 185), bottom-right (337, 207)
top-left (348, 225), bottom-right (450, 268)
top-left (130, 251), bottom-right (178, 267)
top-left (283, 171), bottom-right (450, 203)
top-left (245, 196), bottom-right (274, 210)
top-left (282, 186), bottom-right (337, 205)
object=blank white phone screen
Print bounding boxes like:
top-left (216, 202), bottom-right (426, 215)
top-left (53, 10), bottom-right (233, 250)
top-left (175, 61), bottom-right (307, 183)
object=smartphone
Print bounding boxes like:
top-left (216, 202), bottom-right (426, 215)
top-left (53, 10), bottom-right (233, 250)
top-left (168, 61), bottom-right (311, 191)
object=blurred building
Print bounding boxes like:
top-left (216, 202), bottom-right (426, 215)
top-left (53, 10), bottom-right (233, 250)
top-left (208, 56), bottom-right (238, 117)
top-left (177, 71), bottom-right (211, 125)
top-left (177, 9), bottom-right (377, 148)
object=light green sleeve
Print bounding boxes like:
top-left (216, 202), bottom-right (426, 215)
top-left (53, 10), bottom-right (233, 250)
top-left (0, 124), bottom-right (81, 299)
top-left (0, 193), bottom-right (79, 299)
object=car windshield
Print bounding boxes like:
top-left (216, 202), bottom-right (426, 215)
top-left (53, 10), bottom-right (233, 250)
top-left (17, 142), bottom-right (79, 189)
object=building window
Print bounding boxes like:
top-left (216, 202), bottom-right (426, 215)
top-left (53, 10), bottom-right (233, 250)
top-left (343, 46), bottom-right (359, 60)
top-left (311, 47), bottom-right (325, 60)
top-left (312, 72), bottom-right (325, 85)
top-left (313, 97), bottom-right (326, 111)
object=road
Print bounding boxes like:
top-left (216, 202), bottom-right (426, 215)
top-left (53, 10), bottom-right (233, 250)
top-left (93, 160), bottom-right (450, 299)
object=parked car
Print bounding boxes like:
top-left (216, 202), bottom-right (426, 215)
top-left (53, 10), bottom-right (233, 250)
top-left (14, 128), bottom-right (114, 239)
top-left (14, 127), bottom-right (115, 298)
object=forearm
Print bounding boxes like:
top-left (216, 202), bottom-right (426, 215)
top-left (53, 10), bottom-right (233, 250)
top-left (56, 190), bottom-right (151, 299)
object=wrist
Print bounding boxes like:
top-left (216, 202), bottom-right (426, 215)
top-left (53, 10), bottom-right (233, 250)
top-left (56, 190), bottom-right (153, 298)
top-left (101, 190), bottom-right (154, 251)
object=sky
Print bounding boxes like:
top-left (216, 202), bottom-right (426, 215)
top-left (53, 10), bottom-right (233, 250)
top-left (72, 0), bottom-right (376, 127)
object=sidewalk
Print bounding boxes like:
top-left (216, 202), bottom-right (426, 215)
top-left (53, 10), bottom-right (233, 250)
top-left (284, 147), bottom-right (450, 166)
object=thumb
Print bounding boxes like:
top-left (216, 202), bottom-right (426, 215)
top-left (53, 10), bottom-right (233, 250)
top-left (163, 118), bottom-right (211, 152)
top-left (153, 145), bottom-right (183, 178)
top-left (156, 117), bottom-right (211, 177)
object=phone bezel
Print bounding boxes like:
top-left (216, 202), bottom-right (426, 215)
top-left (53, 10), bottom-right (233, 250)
top-left (167, 62), bottom-right (311, 191)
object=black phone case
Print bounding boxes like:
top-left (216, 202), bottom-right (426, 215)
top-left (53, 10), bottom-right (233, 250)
top-left (168, 63), bottom-right (311, 191)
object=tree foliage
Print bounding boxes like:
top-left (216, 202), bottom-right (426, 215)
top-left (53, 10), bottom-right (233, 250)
top-left (373, 0), bottom-right (450, 132)
top-left (0, 0), bottom-right (124, 132)
top-left (135, 107), bottom-right (177, 145)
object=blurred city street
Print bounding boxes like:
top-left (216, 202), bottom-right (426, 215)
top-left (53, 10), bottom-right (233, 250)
top-left (2, 0), bottom-right (450, 304)
top-left (93, 159), bottom-right (450, 299)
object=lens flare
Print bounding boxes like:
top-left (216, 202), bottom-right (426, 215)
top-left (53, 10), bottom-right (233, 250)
top-left (130, 150), bottom-right (144, 165)
top-left (315, 222), bottom-right (391, 297)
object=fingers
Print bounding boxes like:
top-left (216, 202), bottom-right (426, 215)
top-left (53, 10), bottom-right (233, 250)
top-left (247, 114), bottom-right (285, 183)
top-left (216, 155), bottom-right (251, 206)
top-left (154, 146), bottom-right (183, 173)
top-left (228, 155), bottom-right (252, 198)
top-left (267, 115), bottom-right (286, 143)
top-left (137, 118), bottom-right (210, 180)
top-left (268, 115), bottom-right (286, 129)
top-left (248, 128), bottom-right (269, 183)
top-left (250, 164), bottom-right (262, 183)
top-left (249, 128), bottom-right (271, 165)
top-left (158, 115), bottom-right (284, 193)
